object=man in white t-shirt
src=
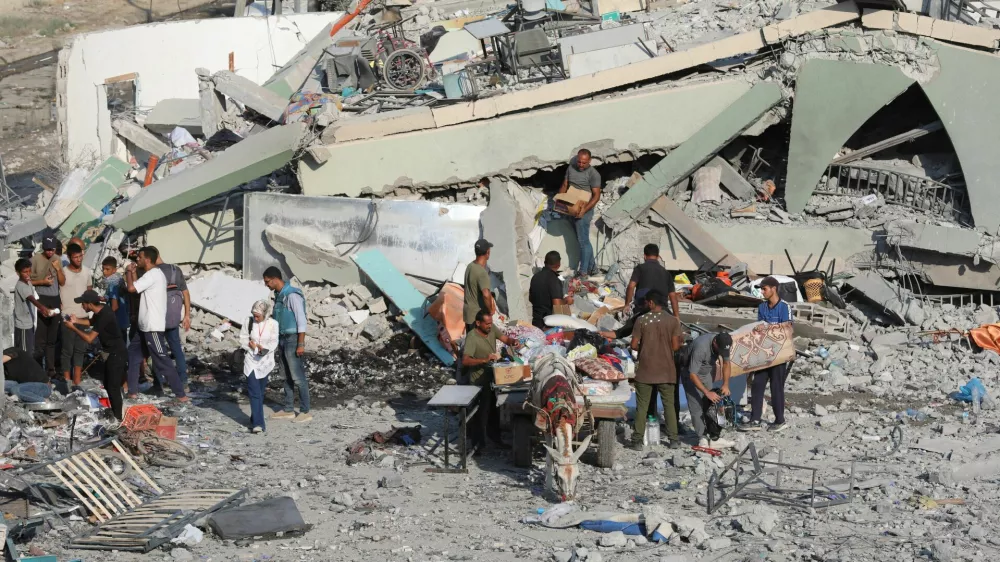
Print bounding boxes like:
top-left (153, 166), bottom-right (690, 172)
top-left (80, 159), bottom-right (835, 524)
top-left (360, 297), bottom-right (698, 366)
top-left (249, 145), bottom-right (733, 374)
top-left (60, 243), bottom-right (92, 387)
top-left (125, 246), bottom-right (188, 403)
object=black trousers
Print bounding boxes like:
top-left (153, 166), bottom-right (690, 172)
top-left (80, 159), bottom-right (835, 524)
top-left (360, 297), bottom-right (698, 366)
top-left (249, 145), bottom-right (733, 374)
top-left (34, 297), bottom-right (60, 374)
top-left (750, 362), bottom-right (790, 424)
top-left (104, 349), bottom-right (127, 420)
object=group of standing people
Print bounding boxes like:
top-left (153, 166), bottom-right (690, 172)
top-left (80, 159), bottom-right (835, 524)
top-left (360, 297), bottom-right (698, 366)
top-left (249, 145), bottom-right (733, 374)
top-left (10, 239), bottom-right (191, 421)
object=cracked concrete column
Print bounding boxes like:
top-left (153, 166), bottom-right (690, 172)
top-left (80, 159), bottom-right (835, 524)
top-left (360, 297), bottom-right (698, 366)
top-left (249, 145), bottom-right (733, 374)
top-left (196, 67), bottom-right (225, 139)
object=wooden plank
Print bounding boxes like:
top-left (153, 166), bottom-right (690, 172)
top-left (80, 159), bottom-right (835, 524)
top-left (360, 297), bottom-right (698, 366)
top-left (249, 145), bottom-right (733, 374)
top-left (111, 440), bottom-right (162, 494)
top-left (51, 462), bottom-right (111, 521)
top-left (104, 72), bottom-right (138, 84)
top-left (66, 456), bottom-right (127, 514)
top-left (83, 450), bottom-right (142, 506)
top-left (47, 465), bottom-right (104, 522)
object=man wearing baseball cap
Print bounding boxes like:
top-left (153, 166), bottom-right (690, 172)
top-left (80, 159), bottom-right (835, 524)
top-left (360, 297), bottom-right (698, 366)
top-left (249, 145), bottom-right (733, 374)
top-left (62, 290), bottom-right (127, 420)
top-left (741, 276), bottom-right (793, 433)
top-left (682, 332), bottom-right (736, 449)
top-left (462, 239), bottom-right (496, 336)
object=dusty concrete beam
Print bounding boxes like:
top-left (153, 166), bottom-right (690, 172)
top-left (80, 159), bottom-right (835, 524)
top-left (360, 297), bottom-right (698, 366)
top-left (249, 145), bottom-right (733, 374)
top-left (197, 69), bottom-right (224, 139)
top-left (335, 3), bottom-right (859, 139)
top-left (897, 249), bottom-right (1000, 290)
top-left (112, 119), bottom-right (170, 157)
top-left (885, 221), bottom-right (983, 258)
top-left (321, 107), bottom-right (437, 144)
top-left (861, 9), bottom-right (1000, 49)
top-left (844, 271), bottom-right (908, 324)
top-left (264, 224), bottom-right (359, 286)
top-left (784, 60), bottom-right (914, 214)
top-left (145, 207), bottom-right (238, 264)
top-left (213, 70), bottom-right (289, 122)
top-left (649, 196), bottom-right (754, 276)
top-left (602, 82), bottom-right (782, 231)
top-left (189, 271), bottom-right (271, 325)
top-left (921, 41), bottom-right (1000, 231)
top-left (145, 98), bottom-right (204, 137)
top-left (112, 123), bottom-right (304, 232)
top-left (299, 80), bottom-right (752, 196)
top-left (707, 155), bottom-right (755, 199)
top-left (480, 182), bottom-right (529, 322)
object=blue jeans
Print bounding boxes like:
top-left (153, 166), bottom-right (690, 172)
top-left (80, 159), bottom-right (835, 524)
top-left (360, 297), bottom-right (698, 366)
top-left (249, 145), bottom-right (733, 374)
top-left (246, 372), bottom-right (269, 430)
top-left (574, 208), bottom-right (596, 275)
top-left (5, 381), bottom-right (52, 403)
top-left (165, 327), bottom-right (188, 386)
top-left (278, 334), bottom-right (309, 413)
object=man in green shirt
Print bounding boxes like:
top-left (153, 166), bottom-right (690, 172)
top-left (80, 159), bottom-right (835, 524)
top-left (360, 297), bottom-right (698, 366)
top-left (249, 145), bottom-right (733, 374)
top-left (462, 310), bottom-right (519, 450)
top-left (463, 239), bottom-right (496, 334)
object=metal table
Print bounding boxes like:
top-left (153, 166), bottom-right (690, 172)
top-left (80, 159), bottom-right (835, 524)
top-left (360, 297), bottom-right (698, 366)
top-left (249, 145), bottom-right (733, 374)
top-left (426, 385), bottom-right (482, 473)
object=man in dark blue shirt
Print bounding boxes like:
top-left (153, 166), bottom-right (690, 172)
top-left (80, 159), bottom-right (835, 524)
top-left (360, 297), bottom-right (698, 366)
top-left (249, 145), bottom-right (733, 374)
top-left (742, 276), bottom-right (793, 433)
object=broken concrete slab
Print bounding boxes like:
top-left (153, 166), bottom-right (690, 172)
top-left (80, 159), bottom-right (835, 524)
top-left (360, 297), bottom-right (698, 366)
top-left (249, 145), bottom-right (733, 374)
top-left (844, 271), bottom-right (909, 325)
top-left (264, 224), bottom-right (359, 286)
top-left (145, 206), bottom-right (240, 265)
top-left (352, 250), bottom-right (455, 366)
top-left (428, 29), bottom-right (481, 64)
top-left (188, 271), bottom-right (271, 325)
top-left (112, 122), bottom-right (304, 232)
top-left (263, 23), bottom-right (334, 99)
top-left (321, 107), bottom-right (437, 144)
top-left (207, 496), bottom-right (308, 539)
top-left (921, 41), bottom-right (1000, 231)
top-left (480, 182), bottom-right (528, 322)
top-left (884, 221), bottom-right (984, 259)
top-left (112, 119), bottom-right (170, 158)
top-left (706, 155), bottom-right (754, 200)
top-left (861, 9), bottom-right (1000, 49)
top-left (784, 60), bottom-right (915, 214)
top-left (602, 82), bottom-right (782, 231)
top-left (557, 24), bottom-right (649, 70)
top-left (243, 192), bottom-right (483, 288)
top-left (212, 70), bottom-right (290, 123)
top-left (144, 98), bottom-right (204, 136)
top-left (649, 196), bottom-right (752, 275)
top-left (568, 40), bottom-right (657, 77)
top-left (59, 157), bottom-right (132, 237)
top-left (299, 80), bottom-right (752, 196)
top-left (43, 168), bottom-right (89, 229)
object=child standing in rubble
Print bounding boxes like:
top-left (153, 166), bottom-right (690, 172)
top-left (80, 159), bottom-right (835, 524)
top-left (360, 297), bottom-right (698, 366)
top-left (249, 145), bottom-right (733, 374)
top-left (239, 300), bottom-right (279, 434)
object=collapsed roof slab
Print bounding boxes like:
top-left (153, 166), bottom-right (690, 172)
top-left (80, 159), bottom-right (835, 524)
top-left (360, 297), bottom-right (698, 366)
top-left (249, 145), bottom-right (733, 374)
top-left (657, 222), bottom-right (875, 275)
top-left (480, 182), bottom-right (529, 322)
top-left (262, 23), bottom-right (335, 99)
top-left (145, 207), bottom-right (240, 265)
top-left (242, 192), bottom-right (483, 286)
top-left (299, 80), bottom-right (753, 197)
top-left (601, 82), bottom-right (782, 231)
top-left (844, 271), bottom-right (909, 325)
top-left (329, 3), bottom-right (859, 142)
top-left (58, 13), bottom-right (339, 162)
top-left (212, 70), bottom-right (290, 123)
top-left (884, 220), bottom-right (984, 258)
top-left (59, 157), bottom-right (132, 237)
top-left (649, 196), bottom-right (752, 276)
top-left (898, 250), bottom-right (1000, 290)
top-left (112, 120), bottom-right (170, 158)
top-left (861, 9), bottom-right (1000, 49)
top-left (111, 123), bottom-right (305, 232)
top-left (920, 41), bottom-right (1000, 232)
top-left (784, 60), bottom-right (915, 215)
top-left (144, 99), bottom-right (203, 136)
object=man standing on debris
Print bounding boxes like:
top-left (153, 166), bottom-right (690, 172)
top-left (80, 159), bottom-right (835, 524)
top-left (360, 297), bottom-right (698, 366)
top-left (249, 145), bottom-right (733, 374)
top-left (683, 332), bottom-right (736, 449)
top-left (626, 244), bottom-right (679, 319)
top-left (151, 248), bottom-right (191, 390)
top-left (63, 290), bottom-right (128, 420)
top-left (629, 291), bottom-right (683, 450)
top-left (463, 239), bottom-right (496, 335)
top-left (14, 258), bottom-right (52, 357)
top-left (462, 310), bottom-right (519, 451)
top-left (558, 149), bottom-right (601, 278)
top-left (125, 247), bottom-right (189, 403)
top-left (30, 237), bottom-right (63, 376)
top-left (262, 267), bottom-right (311, 423)
top-left (60, 243), bottom-right (92, 388)
top-left (741, 276), bottom-right (792, 433)
top-left (529, 251), bottom-right (573, 330)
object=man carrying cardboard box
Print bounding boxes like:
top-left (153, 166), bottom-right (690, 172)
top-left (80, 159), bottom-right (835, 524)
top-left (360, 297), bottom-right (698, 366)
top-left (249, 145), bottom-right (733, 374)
top-left (557, 149), bottom-right (602, 278)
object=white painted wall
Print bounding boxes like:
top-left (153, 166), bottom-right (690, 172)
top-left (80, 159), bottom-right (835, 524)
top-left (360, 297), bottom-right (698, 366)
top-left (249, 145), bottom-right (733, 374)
top-left (58, 13), bottom-right (341, 163)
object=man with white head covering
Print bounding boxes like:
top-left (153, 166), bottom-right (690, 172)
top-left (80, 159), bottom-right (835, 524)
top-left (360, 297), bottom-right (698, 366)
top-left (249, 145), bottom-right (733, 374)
top-left (239, 299), bottom-right (279, 433)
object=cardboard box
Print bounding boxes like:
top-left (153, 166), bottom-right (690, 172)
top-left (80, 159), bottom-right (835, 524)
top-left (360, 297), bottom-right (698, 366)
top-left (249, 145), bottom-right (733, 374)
top-left (553, 304), bottom-right (573, 315)
top-left (155, 416), bottom-right (178, 440)
top-left (553, 186), bottom-right (592, 216)
top-left (493, 364), bottom-right (532, 385)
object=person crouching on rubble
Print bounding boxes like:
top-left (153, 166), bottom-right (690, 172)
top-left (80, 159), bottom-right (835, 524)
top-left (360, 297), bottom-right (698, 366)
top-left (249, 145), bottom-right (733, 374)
top-left (462, 310), bottom-right (519, 452)
top-left (741, 276), bottom-right (792, 433)
top-left (62, 290), bottom-right (127, 420)
top-left (629, 291), bottom-right (683, 450)
top-left (683, 332), bottom-right (736, 449)
top-left (238, 300), bottom-right (279, 434)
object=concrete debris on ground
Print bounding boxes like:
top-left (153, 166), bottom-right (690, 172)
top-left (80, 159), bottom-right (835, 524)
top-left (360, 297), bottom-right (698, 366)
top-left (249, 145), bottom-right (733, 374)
top-left (3, 0), bottom-right (1000, 560)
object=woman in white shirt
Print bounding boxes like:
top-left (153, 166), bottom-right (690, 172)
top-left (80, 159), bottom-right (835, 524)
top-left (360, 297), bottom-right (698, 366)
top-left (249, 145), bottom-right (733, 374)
top-left (239, 300), bottom-right (279, 434)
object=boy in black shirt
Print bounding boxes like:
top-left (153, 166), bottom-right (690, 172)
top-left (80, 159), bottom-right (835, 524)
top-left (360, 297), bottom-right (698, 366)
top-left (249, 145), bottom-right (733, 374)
top-left (63, 290), bottom-right (127, 420)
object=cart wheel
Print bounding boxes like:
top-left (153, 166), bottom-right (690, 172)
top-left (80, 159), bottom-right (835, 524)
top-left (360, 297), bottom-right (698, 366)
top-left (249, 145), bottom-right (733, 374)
top-left (512, 416), bottom-right (534, 468)
top-left (595, 420), bottom-right (617, 468)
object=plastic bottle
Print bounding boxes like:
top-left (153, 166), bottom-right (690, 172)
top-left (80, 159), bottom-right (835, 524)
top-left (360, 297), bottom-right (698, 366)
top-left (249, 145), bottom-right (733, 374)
top-left (644, 416), bottom-right (660, 446)
top-left (904, 408), bottom-right (927, 422)
top-left (973, 386), bottom-right (982, 414)
top-left (817, 346), bottom-right (829, 359)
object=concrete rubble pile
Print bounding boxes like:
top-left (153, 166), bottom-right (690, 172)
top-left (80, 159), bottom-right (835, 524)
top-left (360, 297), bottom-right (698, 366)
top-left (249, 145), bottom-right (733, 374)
top-left (2, 0), bottom-right (1000, 559)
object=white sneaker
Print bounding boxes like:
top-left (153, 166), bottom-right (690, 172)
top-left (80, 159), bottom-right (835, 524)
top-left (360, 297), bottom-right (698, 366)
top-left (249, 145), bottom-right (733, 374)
top-left (698, 437), bottom-right (709, 447)
top-left (709, 437), bottom-right (737, 450)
